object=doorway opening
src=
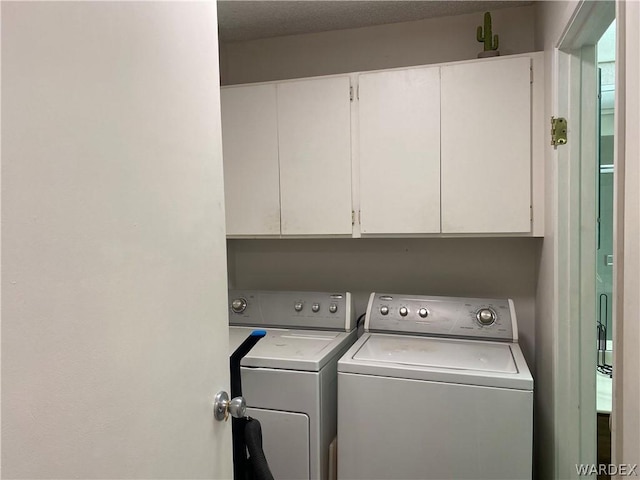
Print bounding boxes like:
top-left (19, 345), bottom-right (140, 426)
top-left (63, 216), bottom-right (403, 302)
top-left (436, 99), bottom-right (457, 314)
top-left (596, 18), bottom-right (616, 477)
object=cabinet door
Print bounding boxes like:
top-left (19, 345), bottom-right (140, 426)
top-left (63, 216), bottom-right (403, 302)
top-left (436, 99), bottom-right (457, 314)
top-left (359, 67), bottom-right (441, 234)
top-left (441, 57), bottom-right (531, 233)
top-left (221, 84), bottom-right (280, 236)
top-left (277, 77), bottom-right (353, 236)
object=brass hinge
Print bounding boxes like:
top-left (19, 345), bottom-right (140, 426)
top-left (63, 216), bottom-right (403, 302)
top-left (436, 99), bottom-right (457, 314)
top-left (551, 117), bottom-right (567, 147)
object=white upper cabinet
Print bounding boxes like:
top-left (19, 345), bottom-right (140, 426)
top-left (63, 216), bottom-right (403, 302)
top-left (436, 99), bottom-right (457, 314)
top-left (277, 76), bottom-right (353, 236)
top-left (221, 84), bottom-right (280, 236)
top-left (220, 54), bottom-right (542, 238)
top-left (358, 66), bottom-right (441, 234)
top-left (441, 57), bottom-right (532, 234)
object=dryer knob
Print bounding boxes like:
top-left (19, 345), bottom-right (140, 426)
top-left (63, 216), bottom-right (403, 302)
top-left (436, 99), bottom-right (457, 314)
top-left (399, 307), bottom-right (408, 317)
top-left (380, 306), bottom-right (389, 315)
top-left (329, 303), bottom-right (338, 314)
top-left (294, 302), bottom-right (304, 312)
top-left (418, 308), bottom-right (428, 318)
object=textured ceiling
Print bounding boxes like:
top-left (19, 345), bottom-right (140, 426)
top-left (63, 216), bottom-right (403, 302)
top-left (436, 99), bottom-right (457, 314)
top-left (218, 1), bottom-right (534, 43)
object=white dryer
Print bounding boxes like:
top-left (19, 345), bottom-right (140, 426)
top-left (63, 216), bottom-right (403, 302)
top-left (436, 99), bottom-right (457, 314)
top-left (229, 290), bottom-right (356, 480)
top-left (337, 293), bottom-right (533, 480)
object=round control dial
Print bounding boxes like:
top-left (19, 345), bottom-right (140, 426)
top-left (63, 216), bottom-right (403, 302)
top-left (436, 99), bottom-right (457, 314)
top-left (329, 303), bottom-right (338, 314)
top-left (418, 308), bottom-right (428, 318)
top-left (231, 298), bottom-right (247, 314)
top-left (399, 307), bottom-right (408, 317)
top-left (380, 306), bottom-right (389, 316)
top-left (294, 302), bottom-right (304, 312)
top-left (476, 308), bottom-right (497, 326)
top-left (312, 303), bottom-right (320, 313)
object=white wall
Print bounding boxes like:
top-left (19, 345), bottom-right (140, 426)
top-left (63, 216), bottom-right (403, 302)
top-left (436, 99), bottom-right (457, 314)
top-left (221, 5), bottom-right (536, 85)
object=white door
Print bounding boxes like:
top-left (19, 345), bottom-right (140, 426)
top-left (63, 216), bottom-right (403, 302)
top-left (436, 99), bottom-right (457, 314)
top-left (221, 85), bottom-right (281, 236)
top-left (277, 76), bottom-right (353, 236)
top-left (441, 57), bottom-right (532, 234)
top-left (358, 67), bottom-right (441, 234)
top-left (2, 3), bottom-right (232, 478)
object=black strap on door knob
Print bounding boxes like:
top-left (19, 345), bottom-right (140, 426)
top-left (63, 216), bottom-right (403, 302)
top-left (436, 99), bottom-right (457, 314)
top-left (230, 330), bottom-right (267, 480)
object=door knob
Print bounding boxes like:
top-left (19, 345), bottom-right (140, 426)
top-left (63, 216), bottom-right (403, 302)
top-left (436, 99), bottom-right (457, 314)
top-left (214, 391), bottom-right (246, 421)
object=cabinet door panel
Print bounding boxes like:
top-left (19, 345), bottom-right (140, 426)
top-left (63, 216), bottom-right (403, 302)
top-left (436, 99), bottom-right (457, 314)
top-left (441, 57), bottom-right (531, 233)
top-left (221, 85), bottom-right (280, 235)
top-left (359, 67), bottom-right (441, 234)
top-left (277, 77), bottom-right (353, 235)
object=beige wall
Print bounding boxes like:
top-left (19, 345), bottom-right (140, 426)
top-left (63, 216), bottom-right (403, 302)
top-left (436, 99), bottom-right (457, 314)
top-left (221, 5), bottom-right (536, 85)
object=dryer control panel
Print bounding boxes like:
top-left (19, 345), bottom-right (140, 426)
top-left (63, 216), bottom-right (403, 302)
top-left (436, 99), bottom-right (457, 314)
top-left (365, 293), bottom-right (517, 341)
top-left (229, 290), bottom-right (354, 332)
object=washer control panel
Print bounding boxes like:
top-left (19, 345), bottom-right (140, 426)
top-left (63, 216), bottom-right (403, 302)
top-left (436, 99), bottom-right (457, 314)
top-left (366, 293), bottom-right (517, 341)
top-left (229, 290), bottom-right (354, 332)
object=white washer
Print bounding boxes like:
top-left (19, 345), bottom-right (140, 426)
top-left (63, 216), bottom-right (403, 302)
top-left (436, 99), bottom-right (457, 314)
top-left (338, 293), bottom-right (533, 480)
top-left (229, 290), bottom-right (356, 480)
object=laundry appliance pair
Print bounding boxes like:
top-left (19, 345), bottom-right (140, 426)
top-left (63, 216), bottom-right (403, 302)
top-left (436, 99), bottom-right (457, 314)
top-left (228, 290), bottom-right (533, 480)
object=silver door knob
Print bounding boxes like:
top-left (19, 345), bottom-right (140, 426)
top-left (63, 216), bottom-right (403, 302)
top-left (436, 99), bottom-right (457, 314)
top-left (213, 391), bottom-right (246, 421)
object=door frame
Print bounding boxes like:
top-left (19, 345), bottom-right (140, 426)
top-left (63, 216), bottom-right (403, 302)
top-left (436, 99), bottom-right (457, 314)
top-left (554, 1), bottom-right (615, 478)
top-left (612, 0), bottom-right (640, 468)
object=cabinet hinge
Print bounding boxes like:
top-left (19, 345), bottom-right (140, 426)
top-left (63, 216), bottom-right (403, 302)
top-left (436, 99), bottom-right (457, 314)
top-left (530, 205), bottom-right (533, 221)
top-left (352, 210), bottom-right (355, 225)
top-left (530, 66), bottom-right (533, 84)
top-left (551, 116), bottom-right (568, 147)
top-left (349, 86), bottom-right (354, 102)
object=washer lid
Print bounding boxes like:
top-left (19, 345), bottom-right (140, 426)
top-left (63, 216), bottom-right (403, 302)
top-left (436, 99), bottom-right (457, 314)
top-left (338, 333), bottom-right (533, 390)
top-left (354, 334), bottom-right (517, 373)
top-left (230, 326), bottom-right (356, 372)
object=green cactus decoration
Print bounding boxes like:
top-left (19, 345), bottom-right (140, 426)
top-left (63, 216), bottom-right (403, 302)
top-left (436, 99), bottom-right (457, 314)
top-left (477, 12), bottom-right (499, 55)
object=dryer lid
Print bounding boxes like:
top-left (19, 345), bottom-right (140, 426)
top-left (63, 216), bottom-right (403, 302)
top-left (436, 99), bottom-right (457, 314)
top-left (230, 326), bottom-right (355, 372)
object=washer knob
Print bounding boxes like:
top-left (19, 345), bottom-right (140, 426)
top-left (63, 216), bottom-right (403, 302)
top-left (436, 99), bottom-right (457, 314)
top-left (312, 303), bottom-right (320, 313)
top-left (329, 303), bottom-right (338, 314)
top-left (294, 302), bottom-right (304, 312)
top-left (399, 307), bottom-right (408, 317)
top-left (380, 306), bottom-right (389, 315)
top-left (231, 298), bottom-right (247, 313)
top-left (476, 308), bottom-right (496, 326)
top-left (418, 308), bottom-right (428, 318)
